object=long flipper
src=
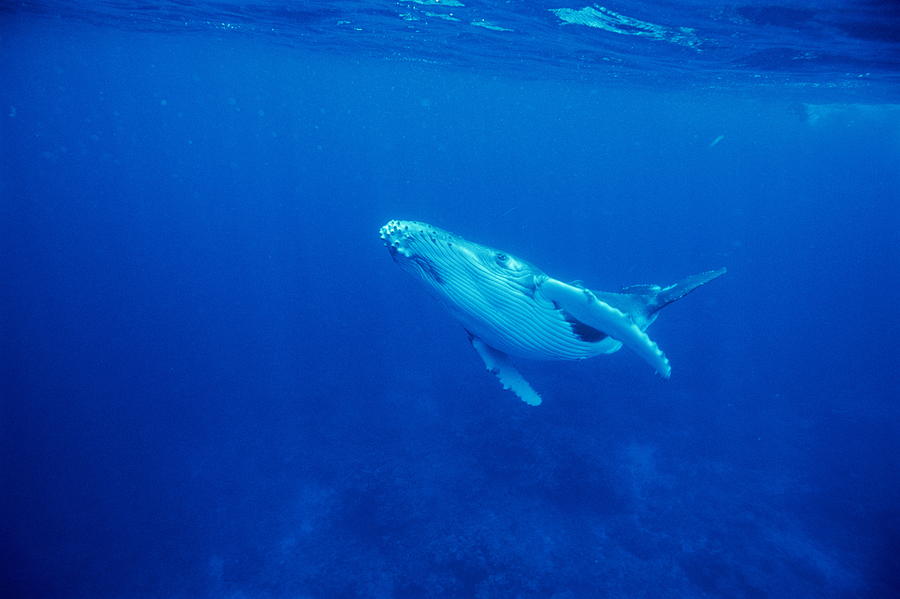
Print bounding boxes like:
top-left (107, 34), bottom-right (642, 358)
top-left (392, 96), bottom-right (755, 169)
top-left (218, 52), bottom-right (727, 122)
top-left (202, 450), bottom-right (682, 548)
top-left (540, 277), bottom-right (672, 378)
top-left (470, 336), bottom-right (542, 406)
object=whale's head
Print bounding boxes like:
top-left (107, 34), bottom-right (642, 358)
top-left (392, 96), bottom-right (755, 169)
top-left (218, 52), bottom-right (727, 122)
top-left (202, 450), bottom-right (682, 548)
top-left (379, 220), bottom-right (541, 297)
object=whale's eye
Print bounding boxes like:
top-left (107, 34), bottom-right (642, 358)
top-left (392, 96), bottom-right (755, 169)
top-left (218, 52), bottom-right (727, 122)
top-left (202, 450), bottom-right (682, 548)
top-left (495, 253), bottom-right (509, 265)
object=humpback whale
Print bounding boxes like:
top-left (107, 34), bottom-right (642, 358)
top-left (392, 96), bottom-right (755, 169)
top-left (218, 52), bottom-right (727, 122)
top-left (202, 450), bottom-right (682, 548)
top-left (380, 220), bottom-right (725, 405)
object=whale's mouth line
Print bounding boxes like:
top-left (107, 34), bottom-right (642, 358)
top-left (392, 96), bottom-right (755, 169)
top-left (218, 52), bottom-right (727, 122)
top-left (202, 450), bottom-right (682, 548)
top-left (411, 254), bottom-right (445, 284)
top-left (387, 244), bottom-right (399, 261)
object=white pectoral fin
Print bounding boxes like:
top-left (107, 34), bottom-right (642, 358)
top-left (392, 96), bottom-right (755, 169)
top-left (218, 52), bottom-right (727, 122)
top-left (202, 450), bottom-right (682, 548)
top-left (470, 336), bottom-right (542, 406)
top-left (540, 277), bottom-right (672, 378)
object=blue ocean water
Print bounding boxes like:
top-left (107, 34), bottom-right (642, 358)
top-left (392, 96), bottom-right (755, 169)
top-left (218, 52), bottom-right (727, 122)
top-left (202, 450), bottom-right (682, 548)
top-left (1, 1), bottom-right (898, 597)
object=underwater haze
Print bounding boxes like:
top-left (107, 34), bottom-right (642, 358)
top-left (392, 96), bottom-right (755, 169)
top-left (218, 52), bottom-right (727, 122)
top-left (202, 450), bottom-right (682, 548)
top-left (2, 1), bottom-right (899, 598)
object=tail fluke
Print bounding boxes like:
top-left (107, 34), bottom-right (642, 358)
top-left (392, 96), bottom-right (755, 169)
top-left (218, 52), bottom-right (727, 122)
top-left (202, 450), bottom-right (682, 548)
top-left (648, 268), bottom-right (727, 316)
top-left (607, 268), bottom-right (726, 330)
